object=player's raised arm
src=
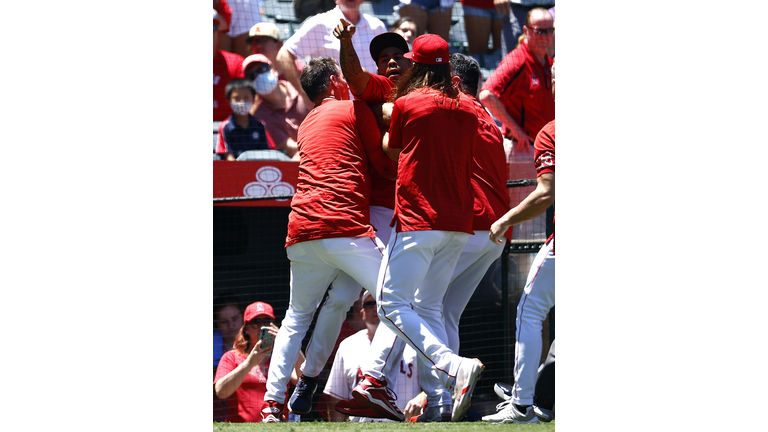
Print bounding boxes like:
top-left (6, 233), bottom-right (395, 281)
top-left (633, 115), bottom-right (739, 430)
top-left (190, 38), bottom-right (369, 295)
top-left (333, 18), bottom-right (371, 96)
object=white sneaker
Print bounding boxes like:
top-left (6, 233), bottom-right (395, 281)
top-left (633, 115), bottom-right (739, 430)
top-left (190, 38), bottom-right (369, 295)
top-left (451, 358), bottom-right (484, 422)
top-left (482, 403), bottom-right (539, 424)
top-left (533, 404), bottom-right (554, 422)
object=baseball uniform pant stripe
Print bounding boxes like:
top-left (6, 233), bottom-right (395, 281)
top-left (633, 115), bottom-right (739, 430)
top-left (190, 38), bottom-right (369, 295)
top-left (512, 238), bottom-right (555, 406)
top-left (265, 236), bottom-right (386, 402)
top-left (375, 230), bottom-right (469, 391)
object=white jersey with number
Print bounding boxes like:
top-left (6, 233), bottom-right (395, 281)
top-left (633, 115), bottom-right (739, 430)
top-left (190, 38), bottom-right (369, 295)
top-left (323, 329), bottom-right (420, 422)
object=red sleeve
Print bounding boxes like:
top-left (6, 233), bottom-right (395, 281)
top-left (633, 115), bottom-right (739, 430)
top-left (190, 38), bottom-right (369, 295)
top-left (214, 0), bottom-right (232, 29)
top-left (213, 350), bottom-right (237, 384)
top-left (481, 50), bottom-right (525, 99)
top-left (354, 101), bottom-right (397, 180)
top-left (216, 119), bottom-right (229, 154)
top-left (534, 121), bottom-right (555, 176)
top-left (387, 98), bottom-right (404, 150)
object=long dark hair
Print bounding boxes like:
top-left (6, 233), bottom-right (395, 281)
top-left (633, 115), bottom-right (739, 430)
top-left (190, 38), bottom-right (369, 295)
top-left (393, 62), bottom-right (458, 100)
top-left (233, 325), bottom-right (250, 355)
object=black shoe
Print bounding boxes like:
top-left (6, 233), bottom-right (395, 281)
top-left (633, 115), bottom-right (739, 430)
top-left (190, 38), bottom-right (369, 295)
top-left (288, 375), bottom-right (318, 415)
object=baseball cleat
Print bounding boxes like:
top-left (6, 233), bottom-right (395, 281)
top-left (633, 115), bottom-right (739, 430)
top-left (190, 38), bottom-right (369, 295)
top-left (351, 375), bottom-right (405, 421)
top-left (260, 400), bottom-right (285, 422)
top-left (334, 398), bottom-right (379, 418)
top-left (493, 382), bottom-right (514, 400)
top-left (451, 358), bottom-right (484, 422)
top-left (482, 403), bottom-right (539, 424)
top-left (288, 374), bottom-right (318, 415)
top-left (533, 404), bottom-right (555, 422)
top-left (416, 403), bottom-right (451, 422)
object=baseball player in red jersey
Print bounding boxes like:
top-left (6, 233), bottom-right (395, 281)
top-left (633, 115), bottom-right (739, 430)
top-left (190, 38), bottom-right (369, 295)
top-left (352, 34), bottom-right (484, 424)
top-left (259, 57), bottom-right (397, 422)
top-left (282, 26), bottom-right (416, 420)
top-left (484, 60), bottom-right (555, 425)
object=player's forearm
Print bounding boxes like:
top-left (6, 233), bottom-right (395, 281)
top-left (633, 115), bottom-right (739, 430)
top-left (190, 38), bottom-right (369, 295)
top-left (382, 132), bottom-right (400, 161)
top-left (214, 362), bottom-right (253, 399)
top-left (339, 38), bottom-right (370, 96)
top-left (496, 173), bottom-right (554, 229)
top-left (326, 396), bottom-right (346, 422)
top-left (291, 350), bottom-right (306, 385)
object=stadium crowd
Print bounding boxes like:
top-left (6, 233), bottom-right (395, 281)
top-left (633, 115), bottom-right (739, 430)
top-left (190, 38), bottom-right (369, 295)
top-left (213, 0), bottom-right (555, 424)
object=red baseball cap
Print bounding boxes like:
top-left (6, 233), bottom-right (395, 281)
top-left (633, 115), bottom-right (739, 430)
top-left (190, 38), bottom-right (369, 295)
top-left (244, 301), bottom-right (275, 322)
top-left (404, 34), bottom-right (449, 65)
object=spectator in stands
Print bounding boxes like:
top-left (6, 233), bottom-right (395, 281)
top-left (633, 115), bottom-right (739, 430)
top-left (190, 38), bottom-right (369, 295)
top-left (396, 0), bottom-right (453, 42)
top-left (214, 0), bottom-right (232, 34)
top-left (497, 0), bottom-right (554, 54)
top-left (461, 0), bottom-right (504, 58)
top-left (478, 7), bottom-right (553, 154)
top-left (215, 10), bottom-right (246, 121)
top-left (293, 0), bottom-right (337, 22)
top-left (275, 0), bottom-right (388, 108)
top-left (214, 293), bottom-right (244, 421)
top-left (216, 79), bottom-right (271, 160)
top-left (214, 294), bottom-right (244, 370)
top-left (390, 16), bottom-right (418, 48)
top-left (325, 290), bottom-right (426, 422)
top-left (214, 301), bottom-right (305, 423)
top-left (246, 22), bottom-right (305, 81)
top-left (546, 5), bottom-right (554, 58)
top-left (242, 54), bottom-right (310, 159)
top-left (219, 0), bottom-right (267, 58)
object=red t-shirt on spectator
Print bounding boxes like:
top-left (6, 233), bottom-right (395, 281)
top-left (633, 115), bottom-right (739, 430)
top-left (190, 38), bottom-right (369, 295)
top-left (534, 119), bottom-right (555, 249)
top-left (214, 50), bottom-right (245, 121)
top-left (214, 0), bottom-right (232, 30)
top-left (466, 96), bottom-right (513, 240)
top-left (213, 350), bottom-right (270, 423)
top-left (354, 73), bottom-right (397, 210)
top-left (481, 42), bottom-right (554, 140)
top-left (286, 99), bottom-right (397, 247)
top-left (387, 89), bottom-right (478, 233)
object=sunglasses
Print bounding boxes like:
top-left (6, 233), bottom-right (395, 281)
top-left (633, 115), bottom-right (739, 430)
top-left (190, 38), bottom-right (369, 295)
top-left (247, 63), bottom-right (272, 80)
top-left (363, 301), bottom-right (377, 308)
top-left (246, 318), bottom-right (274, 327)
top-left (530, 26), bottom-right (555, 35)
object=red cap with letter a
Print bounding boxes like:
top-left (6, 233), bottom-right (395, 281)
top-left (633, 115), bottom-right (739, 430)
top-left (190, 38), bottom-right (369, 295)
top-left (244, 301), bottom-right (276, 322)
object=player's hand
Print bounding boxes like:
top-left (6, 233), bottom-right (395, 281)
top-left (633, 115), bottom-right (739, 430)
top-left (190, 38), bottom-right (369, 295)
top-left (494, 0), bottom-right (511, 16)
top-left (489, 219), bottom-right (509, 245)
top-left (403, 392), bottom-right (427, 422)
top-left (333, 18), bottom-right (356, 40)
top-left (508, 125), bottom-right (533, 153)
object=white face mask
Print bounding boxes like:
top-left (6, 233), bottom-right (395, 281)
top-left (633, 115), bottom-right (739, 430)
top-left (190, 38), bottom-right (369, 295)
top-left (253, 70), bottom-right (279, 95)
top-left (230, 101), bottom-right (253, 115)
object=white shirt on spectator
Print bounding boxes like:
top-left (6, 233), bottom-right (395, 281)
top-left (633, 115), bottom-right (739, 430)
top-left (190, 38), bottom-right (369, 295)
top-left (324, 329), bottom-right (421, 422)
top-left (283, 6), bottom-right (386, 78)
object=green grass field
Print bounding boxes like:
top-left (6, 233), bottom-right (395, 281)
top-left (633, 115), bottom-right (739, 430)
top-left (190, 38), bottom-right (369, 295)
top-left (213, 421), bottom-right (555, 431)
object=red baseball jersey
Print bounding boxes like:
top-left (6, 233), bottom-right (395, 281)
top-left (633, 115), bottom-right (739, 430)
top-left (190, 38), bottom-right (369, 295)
top-left (354, 73), bottom-right (397, 210)
top-left (481, 42), bottom-right (554, 140)
top-left (388, 89), bottom-right (478, 233)
top-left (534, 120), bottom-right (555, 248)
top-left (286, 99), bottom-right (397, 247)
top-left (466, 96), bottom-right (513, 240)
top-left (213, 350), bottom-right (270, 423)
top-left (213, 50), bottom-right (245, 121)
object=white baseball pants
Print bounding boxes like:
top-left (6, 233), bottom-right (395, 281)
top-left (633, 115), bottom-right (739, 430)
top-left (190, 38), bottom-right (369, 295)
top-left (418, 231), bottom-right (506, 405)
top-left (264, 236), bottom-right (386, 402)
top-left (300, 206), bottom-right (395, 378)
top-left (512, 238), bottom-right (555, 406)
top-left (366, 230), bottom-right (470, 397)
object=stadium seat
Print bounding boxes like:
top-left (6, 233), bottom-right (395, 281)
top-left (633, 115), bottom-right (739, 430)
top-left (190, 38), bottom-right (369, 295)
top-left (236, 150), bottom-right (294, 161)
